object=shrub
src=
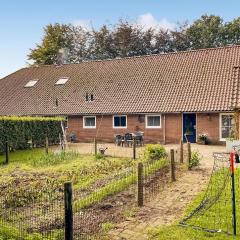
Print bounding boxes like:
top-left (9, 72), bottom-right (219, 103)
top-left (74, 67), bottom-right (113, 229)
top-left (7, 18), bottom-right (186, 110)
top-left (189, 151), bottom-right (201, 169)
top-left (144, 144), bottom-right (167, 161)
top-left (95, 153), bottom-right (105, 160)
top-left (0, 116), bottom-right (63, 153)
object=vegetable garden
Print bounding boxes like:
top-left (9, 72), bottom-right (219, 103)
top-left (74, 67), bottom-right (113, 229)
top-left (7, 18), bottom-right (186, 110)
top-left (0, 116), bottom-right (200, 239)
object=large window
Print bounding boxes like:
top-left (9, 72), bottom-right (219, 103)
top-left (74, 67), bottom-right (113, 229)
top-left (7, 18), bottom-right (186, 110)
top-left (146, 115), bottom-right (161, 128)
top-left (113, 115), bottom-right (127, 128)
top-left (83, 116), bottom-right (96, 128)
top-left (220, 114), bottom-right (234, 140)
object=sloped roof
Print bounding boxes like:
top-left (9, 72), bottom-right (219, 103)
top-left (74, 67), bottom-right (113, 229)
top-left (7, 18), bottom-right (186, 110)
top-left (1, 45), bottom-right (240, 116)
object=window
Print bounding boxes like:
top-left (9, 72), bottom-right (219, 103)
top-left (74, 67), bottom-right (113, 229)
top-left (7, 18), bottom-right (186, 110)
top-left (55, 77), bottom-right (69, 85)
top-left (25, 80), bottom-right (38, 87)
top-left (146, 115), bottom-right (161, 128)
top-left (220, 114), bottom-right (234, 140)
top-left (83, 116), bottom-right (96, 128)
top-left (113, 115), bottom-right (127, 128)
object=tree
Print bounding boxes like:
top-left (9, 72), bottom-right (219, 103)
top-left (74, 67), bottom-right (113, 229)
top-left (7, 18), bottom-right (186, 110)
top-left (89, 25), bottom-right (116, 59)
top-left (185, 15), bottom-right (224, 49)
top-left (112, 20), bottom-right (145, 57)
top-left (154, 29), bottom-right (172, 53)
top-left (68, 25), bottom-right (91, 63)
top-left (223, 17), bottom-right (240, 45)
top-left (28, 15), bottom-right (240, 66)
top-left (28, 24), bottom-right (73, 65)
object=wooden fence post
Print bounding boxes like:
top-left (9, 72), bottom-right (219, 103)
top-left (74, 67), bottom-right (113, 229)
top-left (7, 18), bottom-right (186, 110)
top-left (179, 140), bottom-right (183, 164)
top-left (45, 136), bottom-right (49, 155)
top-left (5, 141), bottom-right (9, 165)
top-left (187, 142), bottom-right (191, 170)
top-left (94, 138), bottom-right (97, 156)
top-left (64, 182), bottom-right (73, 240)
top-left (133, 138), bottom-right (136, 160)
top-left (170, 149), bottom-right (176, 182)
top-left (137, 162), bottom-right (144, 207)
top-left (59, 133), bottom-right (64, 151)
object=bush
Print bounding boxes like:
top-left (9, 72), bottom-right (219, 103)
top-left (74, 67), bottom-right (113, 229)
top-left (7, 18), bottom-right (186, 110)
top-left (95, 153), bottom-right (105, 160)
top-left (189, 151), bottom-right (201, 169)
top-left (0, 116), bottom-right (63, 153)
top-left (144, 144), bottom-right (167, 161)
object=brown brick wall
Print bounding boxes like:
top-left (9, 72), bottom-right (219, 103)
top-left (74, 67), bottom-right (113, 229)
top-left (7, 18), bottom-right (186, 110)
top-left (197, 113), bottom-right (220, 144)
top-left (67, 113), bottom-right (222, 144)
top-left (165, 114), bottom-right (182, 144)
top-left (67, 114), bottom-right (164, 143)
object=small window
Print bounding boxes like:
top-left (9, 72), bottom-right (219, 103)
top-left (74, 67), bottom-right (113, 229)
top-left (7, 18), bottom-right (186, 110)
top-left (113, 115), bottom-right (127, 128)
top-left (83, 116), bottom-right (96, 128)
top-left (55, 77), bottom-right (69, 85)
top-left (25, 80), bottom-right (38, 87)
top-left (220, 114), bottom-right (234, 140)
top-left (146, 115), bottom-right (161, 128)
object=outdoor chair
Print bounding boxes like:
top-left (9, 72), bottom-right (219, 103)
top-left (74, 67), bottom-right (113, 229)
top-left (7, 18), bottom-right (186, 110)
top-left (135, 135), bottom-right (143, 146)
top-left (115, 134), bottom-right (124, 147)
top-left (124, 133), bottom-right (133, 147)
top-left (135, 131), bottom-right (144, 146)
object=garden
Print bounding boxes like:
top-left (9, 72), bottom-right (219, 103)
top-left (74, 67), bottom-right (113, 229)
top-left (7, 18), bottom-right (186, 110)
top-left (0, 117), bottom-right (174, 239)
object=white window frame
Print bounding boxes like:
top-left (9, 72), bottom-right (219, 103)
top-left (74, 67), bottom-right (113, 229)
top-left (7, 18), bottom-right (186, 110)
top-left (219, 113), bottom-right (234, 141)
top-left (145, 114), bottom-right (162, 129)
top-left (83, 116), bottom-right (96, 129)
top-left (25, 79), bottom-right (38, 88)
top-left (113, 115), bottom-right (127, 129)
top-left (55, 77), bottom-right (69, 85)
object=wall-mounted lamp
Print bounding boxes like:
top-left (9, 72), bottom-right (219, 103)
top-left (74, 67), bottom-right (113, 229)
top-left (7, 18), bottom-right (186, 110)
top-left (207, 113), bottom-right (211, 121)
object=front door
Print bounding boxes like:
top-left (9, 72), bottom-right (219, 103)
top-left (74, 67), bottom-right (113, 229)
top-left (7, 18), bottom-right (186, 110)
top-left (183, 114), bottom-right (196, 143)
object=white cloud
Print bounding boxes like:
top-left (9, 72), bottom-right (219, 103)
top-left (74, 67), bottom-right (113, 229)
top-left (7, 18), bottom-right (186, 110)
top-left (137, 13), bottom-right (176, 31)
top-left (72, 19), bottom-right (91, 30)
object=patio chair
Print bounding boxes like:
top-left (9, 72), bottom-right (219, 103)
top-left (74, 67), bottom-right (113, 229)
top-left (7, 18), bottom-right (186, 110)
top-left (115, 134), bottom-right (124, 147)
top-left (135, 132), bottom-right (144, 146)
top-left (124, 133), bottom-right (133, 147)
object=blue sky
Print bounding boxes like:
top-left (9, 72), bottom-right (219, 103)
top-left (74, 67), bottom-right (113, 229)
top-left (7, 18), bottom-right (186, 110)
top-left (1, 0), bottom-right (240, 78)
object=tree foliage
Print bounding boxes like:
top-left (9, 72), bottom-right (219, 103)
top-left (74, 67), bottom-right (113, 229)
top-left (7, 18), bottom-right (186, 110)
top-left (28, 15), bottom-right (240, 65)
top-left (29, 24), bottom-right (73, 65)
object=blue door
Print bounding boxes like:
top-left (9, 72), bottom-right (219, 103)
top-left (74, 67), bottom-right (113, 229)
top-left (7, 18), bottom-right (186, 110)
top-left (183, 114), bottom-right (196, 143)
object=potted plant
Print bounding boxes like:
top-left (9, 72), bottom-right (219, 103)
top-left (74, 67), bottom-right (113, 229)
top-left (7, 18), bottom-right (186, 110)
top-left (198, 133), bottom-right (208, 145)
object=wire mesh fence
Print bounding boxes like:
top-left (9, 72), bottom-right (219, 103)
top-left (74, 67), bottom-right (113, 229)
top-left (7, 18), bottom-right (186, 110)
top-left (0, 179), bottom-right (65, 239)
top-left (63, 138), bottom-right (145, 159)
top-left (143, 159), bottom-right (170, 202)
top-left (179, 152), bottom-right (240, 236)
top-left (0, 157), bottom-right (173, 239)
top-left (0, 137), bottom-right (195, 240)
top-left (72, 165), bottom-right (137, 239)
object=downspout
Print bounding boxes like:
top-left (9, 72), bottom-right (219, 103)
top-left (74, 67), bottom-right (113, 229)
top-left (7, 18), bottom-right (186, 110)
top-left (234, 110), bottom-right (240, 140)
top-left (163, 114), bottom-right (166, 144)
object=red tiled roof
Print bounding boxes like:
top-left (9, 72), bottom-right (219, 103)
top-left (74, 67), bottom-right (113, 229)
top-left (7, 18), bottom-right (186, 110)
top-left (1, 45), bottom-right (240, 116)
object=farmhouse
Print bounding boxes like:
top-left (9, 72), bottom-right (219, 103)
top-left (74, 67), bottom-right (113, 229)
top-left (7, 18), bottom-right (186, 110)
top-left (1, 45), bottom-right (240, 144)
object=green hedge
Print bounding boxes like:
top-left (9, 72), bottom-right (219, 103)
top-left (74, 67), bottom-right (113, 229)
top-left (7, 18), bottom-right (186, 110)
top-left (0, 116), bottom-right (64, 153)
